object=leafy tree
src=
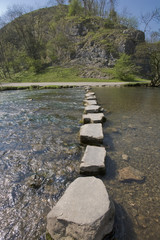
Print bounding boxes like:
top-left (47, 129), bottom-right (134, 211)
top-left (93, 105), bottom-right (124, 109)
top-left (68, 0), bottom-right (83, 16)
top-left (109, 53), bottom-right (139, 81)
top-left (136, 42), bottom-right (160, 86)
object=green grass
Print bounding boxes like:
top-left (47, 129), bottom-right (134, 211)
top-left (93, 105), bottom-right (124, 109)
top-left (0, 65), bottom-right (150, 84)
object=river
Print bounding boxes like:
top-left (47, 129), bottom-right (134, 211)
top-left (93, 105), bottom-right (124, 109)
top-left (94, 86), bottom-right (160, 240)
top-left (0, 87), bottom-right (160, 240)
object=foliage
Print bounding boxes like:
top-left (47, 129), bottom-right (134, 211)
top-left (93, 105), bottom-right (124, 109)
top-left (108, 53), bottom-right (139, 81)
top-left (68, 0), bottom-right (83, 16)
top-left (135, 42), bottom-right (160, 86)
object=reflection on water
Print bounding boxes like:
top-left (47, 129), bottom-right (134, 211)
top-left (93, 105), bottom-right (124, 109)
top-left (94, 87), bottom-right (160, 240)
top-left (0, 88), bottom-right (84, 240)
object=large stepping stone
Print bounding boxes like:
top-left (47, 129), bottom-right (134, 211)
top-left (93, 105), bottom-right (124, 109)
top-left (85, 92), bottom-right (95, 98)
top-left (86, 95), bottom-right (97, 100)
top-left (82, 113), bottom-right (106, 124)
top-left (83, 99), bottom-right (97, 105)
top-left (47, 177), bottom-right (115, 240)
top-left (80, 145), bottom-right (106, 175)
top-left (84, 105), bottom-right (102, 114)
top-left (80, 123), bottom-right (103, 145)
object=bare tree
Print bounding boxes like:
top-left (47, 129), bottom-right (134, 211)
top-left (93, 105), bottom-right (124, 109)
top-left (141, 8), bottom-right (160, 33)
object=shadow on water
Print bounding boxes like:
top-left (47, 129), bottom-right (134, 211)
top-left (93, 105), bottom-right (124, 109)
top-left (103, 201), bottom-right (137, 240)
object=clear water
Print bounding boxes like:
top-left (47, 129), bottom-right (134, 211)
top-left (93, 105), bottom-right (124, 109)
top-left (0, 88), bottom-right (84, 240)
top-left (94, 87), bottom-right (160, 240)
top-left (1, 87), bottom-right (160, 240)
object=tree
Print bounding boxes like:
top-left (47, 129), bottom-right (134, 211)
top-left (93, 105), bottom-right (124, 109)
top-left (108, 53), bottom-right (139, 81)
top-left (118, 8), bottom-right (139, 29)
top-left (68, 0), bottom-right (83, 16)
top-left (136, 42), bottom-right (160, 86)
top-left (141, 8), bottom-right (160, 33)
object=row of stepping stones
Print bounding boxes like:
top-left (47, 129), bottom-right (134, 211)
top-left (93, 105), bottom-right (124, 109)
top-left (79, 88), bottom-right (106, 175)
top-left (46, 87), bottom-right (115, 240)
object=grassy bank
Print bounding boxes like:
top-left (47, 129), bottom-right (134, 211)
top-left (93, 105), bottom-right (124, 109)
top-left (0, 66), bottom-right (149, 84)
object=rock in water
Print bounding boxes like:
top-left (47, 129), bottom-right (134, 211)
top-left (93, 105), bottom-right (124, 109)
top-left (80, 145), bottom-right (106, 175)
top-left (118, 166), bottom-right (145, 182)
top-left (80, 123), bottom-right (104, 145)
top-left (47, 177), bottom-right (115, 240)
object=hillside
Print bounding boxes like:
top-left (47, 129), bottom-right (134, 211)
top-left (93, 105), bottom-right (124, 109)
top-left (0, 5), bottom-right (146, 82)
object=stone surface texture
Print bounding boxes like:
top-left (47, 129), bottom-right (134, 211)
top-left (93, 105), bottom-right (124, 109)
top-left (118, 166), bottom-right (145, 182)
top-left (86, 95), bottom-right (97, 100)
top-left (84, 99), bottom-right (97, 105)
top-left (82, 113), bottom-right (106, 124)
top-left (85, 92), bottom-right (95, 97)
top-left (80, 123), bottom-right (103, 144)
top-left (47, 177), bottom-right (115, 240)
top-left (80, 145), bottom-right (106, 174)
top-left (84, 105), bottom-right (102, 113)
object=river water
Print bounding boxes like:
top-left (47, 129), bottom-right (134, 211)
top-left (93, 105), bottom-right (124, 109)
top-left (0, 87), bottom-right (160, 240)
top-left (94, 87), bottom-right (160, 240)
top-left (0, 88), bottom-right (84, 240)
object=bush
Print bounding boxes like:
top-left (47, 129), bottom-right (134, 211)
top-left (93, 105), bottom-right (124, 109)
top-left (109, 53), bottom-right (139, 81)
top-left (68, 0), bottom-right (83, 16)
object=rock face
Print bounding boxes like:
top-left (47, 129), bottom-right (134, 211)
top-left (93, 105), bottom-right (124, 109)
top-left (82, 113), bottom-right (106, 124)
top-left (118, 166), bottom-right (145, 182)
top-left (47, 177), bottom-right (115, 240)
top-left (80, 145), bottom-right (106, 175)
top-left (80, 123), bottom-right (104, 145)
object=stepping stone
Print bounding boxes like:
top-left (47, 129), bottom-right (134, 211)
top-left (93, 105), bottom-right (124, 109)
top-left (80, 123), bottom-right (103, 145)
top-left (86, 95), bottom-right (97, 100)
top-left (82, 113), bottom-right (106, 124)
top-left (80, 145), bottom-right (106, 175)
top-left (47, 177), bottom-right (115, 240)
top-left (83, 99), bottom-right (97, 105)
top-left (85, 92), bottom-right (95, 98)
top-left (84, 105), bottom-right (102, 114)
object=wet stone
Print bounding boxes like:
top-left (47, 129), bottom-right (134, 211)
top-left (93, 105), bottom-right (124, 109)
top-left (86, 95), bottom-right (97, 100)
top-left (85, 92), bottom-right (95, 98)
top-left (82, 113), bottom-right (106, 124)
top-left (84, 105), bottom-right (102, 114)
top-left (118, 166), bottom-right (145, 182)
top-left (80, 145), bottom-right (106, 175)
top-left (47, 177), bottom-right (115, 240)
top-left (122, 154), bottom-right (129, 161)
top-left (83, 99), bottom-right (97, 105)
top-left (80, 123), bottom-right (104, 145)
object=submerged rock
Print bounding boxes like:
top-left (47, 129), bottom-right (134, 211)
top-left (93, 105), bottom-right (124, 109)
top-left (47, 177), bottom-right (115, 240)
top-left (118, 166), bottom-right (145, 182)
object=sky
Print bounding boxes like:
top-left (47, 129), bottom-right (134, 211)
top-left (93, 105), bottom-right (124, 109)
top-left (0, 0), bottom-right (160, 34)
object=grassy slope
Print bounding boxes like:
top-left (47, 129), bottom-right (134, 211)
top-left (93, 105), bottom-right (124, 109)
top-left (1, 66), bottom-right (149, 83)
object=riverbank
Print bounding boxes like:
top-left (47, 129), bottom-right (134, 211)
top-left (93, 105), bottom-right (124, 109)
top-left (0, 81), bottom-right (149, 91)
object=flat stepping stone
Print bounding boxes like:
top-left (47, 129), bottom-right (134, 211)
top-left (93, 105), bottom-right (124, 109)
top-left (86, 95), bottom-right (97, 100)
top-left (85, 92), bottom-right (95, 98)
top-left (83, 99), bottom-right (97, 105)
top-left (47, 177), bottom-right (115, 240)
top-left (80, 145), bottom-right (106, 175)
top-left (84, 105), bottom-right (102, 113)
top-left (82, 113), bottom-right (106, 124)
top-left (80, 123), bottom-right (103, 145)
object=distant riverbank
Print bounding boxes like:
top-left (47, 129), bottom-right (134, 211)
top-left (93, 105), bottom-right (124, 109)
top-left (0, 81), bottom-right (149, 91)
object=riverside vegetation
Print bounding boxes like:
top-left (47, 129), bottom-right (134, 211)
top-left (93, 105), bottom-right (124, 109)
top-left (0, 1), bottom-right (160, 86)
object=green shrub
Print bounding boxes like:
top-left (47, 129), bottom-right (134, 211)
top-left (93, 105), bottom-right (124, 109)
top-left (108, 53), bottom-right (139, 81)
